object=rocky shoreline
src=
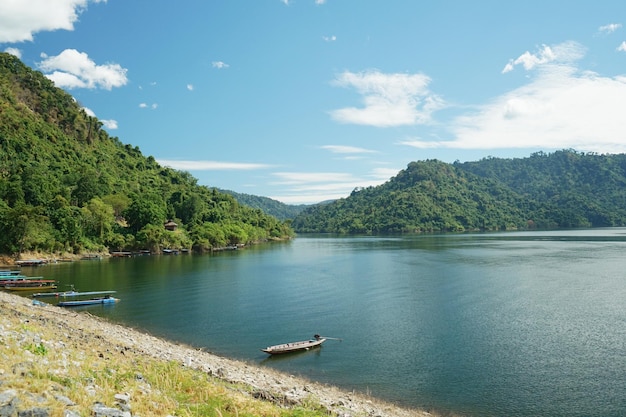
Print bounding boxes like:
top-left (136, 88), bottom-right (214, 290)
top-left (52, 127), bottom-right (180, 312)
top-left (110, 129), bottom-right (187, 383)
top-left (0, 291), bottom-right (433, 417)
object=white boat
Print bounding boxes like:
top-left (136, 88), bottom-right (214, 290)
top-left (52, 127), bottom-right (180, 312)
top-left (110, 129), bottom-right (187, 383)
top-left (261, 335), bottom-right (326, 355)
top-left (32, 289), bottom-right (116, 298)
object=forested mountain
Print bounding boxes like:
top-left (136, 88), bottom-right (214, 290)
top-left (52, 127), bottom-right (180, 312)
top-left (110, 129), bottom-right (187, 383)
top-left (292, 151), bottom-right (626, 233)
top-left (218, 189), bottom-right (309, 221)
top-left (0, 53), bottom-right (293, 255)
top-left (456, 150), bottom-right (626, 227)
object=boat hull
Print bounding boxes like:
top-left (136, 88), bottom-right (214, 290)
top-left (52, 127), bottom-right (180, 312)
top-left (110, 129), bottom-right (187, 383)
top-left (0, 277), bottom-right (46, 284)
top-left (4, 283), bottom-right (57, 291)
top-left (58, 297), bottom-right (119, 307)
top-left (261, 337), bottom-right (326, 355)
top-left (33, 290), bottom-right (116, 298)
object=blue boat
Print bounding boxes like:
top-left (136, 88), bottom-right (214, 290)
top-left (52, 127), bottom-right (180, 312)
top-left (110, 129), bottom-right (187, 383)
top-left (0, 270), bottom-right (23, 276)
top-left (58, 295), bottom-right (119, 307)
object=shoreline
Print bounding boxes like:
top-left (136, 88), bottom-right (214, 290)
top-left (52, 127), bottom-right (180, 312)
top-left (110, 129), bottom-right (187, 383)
top-left (0, 290), bottom-right (433, 417)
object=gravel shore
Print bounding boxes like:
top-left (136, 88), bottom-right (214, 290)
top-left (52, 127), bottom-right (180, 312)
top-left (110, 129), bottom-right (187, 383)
top-left (0, 291), bottom-right (433, 417)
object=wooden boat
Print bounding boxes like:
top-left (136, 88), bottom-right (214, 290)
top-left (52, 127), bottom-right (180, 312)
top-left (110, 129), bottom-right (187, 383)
top-left (15, 259), bottom-right (48, 266)
top-left (58, 295), bottom-right (119, 307)
top-left (4, 281), bottom-right (57, 291)
top-left (261, 335), bottom-right (326, 355)
top-left (80, 254), bottom-right (102, 260)
top-left (0, 276), bottom-right (32, 283)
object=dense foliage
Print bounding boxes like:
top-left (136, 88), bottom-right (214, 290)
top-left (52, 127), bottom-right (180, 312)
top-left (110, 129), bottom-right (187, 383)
top-left (292, 152), bottom-right (626, 233)
top-left (219, 189), bottom-right (309, 220)
top-left (457, 150), bottom-right (626, 228)
top-left (0, 53), bottom-right (293, 255)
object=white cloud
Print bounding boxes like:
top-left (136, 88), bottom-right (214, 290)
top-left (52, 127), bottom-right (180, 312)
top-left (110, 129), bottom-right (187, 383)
top-left (0, 0), bottom-right (106, 43)
top-left (618, 41), bottom-right (626, 52)
top-left (212, 61), bottom-right (229, 69)
top-left (187, 84), bottom-right (194, 91)
top-left (269, 170), bottom-right (392, 204)
top-left (38, 49), bottom-right (127, 90)
top-left (320, 145), bottom-right (376, 154)
top-left (451, 74), bottom-right (626, 153)
top-left (270, 193), bottom-right (344, 205)
top-left (271, 172), bottom-right (356, 184)
top-left (157, 160), bottom-right (272, 171)
top-left (370, 167), bottom-right (399, 181)
top-left (101, 119), bottom-right (117, 129)
top-left (330, 70), bottom-right (446, 127)
top-left (80, 107), bottom-right (116, 129)
top-left (404, 43), bottom-right (626, 155)
top-left (502, 42), bottom-right (585, 74)
top-left (139, 103), bottom-right (158, 109)
top-left (322, 35), bottom-right (337, 42)
top-left (502, 49), bottom-right (551, 73)
top-left (4, 47), bottom-right (21, 58)
top-left (598, 23), bottom-right (622, 34)
top-left (315, 0), bottom-right (326, 4)
top-left (0, 0), bottom-right (78, 42)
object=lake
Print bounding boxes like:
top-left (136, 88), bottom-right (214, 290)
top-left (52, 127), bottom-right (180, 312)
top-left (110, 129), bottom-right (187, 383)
top-left (16, 229), bottom-right (626, 417)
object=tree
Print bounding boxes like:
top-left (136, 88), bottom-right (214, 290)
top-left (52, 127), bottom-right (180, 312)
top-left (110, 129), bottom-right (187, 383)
top-left (0, 203), bottom-right (55, 254)
top-left (124, 195), bottom-right (167, 233)
top-left (82, 197), bottom-right (115, 242)
top-left (136, 224), bottom-right (166, 252)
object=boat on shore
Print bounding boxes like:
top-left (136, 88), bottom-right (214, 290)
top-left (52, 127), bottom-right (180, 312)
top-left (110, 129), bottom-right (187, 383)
top-left (15, 259), bottom-right (48, 266)
top-left (58, 295), bottom-right (120, 307)
top-left (3, 280), bottom-right (57, 291)
top-left (261, 335), bottom-right (326, 355)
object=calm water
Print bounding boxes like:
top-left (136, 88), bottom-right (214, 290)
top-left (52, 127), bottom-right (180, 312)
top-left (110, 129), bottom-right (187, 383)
top-left (17, 229), bottom-right (626, 417)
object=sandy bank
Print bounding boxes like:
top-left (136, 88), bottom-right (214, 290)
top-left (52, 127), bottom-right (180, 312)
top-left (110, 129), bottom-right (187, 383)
top-left (0, 291), bottom-right (432, 417)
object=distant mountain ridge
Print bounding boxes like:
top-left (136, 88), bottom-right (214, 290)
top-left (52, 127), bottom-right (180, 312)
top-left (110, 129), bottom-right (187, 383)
top-left (291, 150), bottom-right (626, 233)
top-left (218, 189), bottom-right (309, 221)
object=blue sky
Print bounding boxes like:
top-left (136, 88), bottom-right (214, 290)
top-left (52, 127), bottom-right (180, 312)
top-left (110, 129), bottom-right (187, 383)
top-left (2, 1), bottom-right (626, 204)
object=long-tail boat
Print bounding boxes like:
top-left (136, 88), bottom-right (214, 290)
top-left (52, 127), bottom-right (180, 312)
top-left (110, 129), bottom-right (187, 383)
top-left (261, 334), bottom-right (326, 355)
top-left (3, 280), bottom-right (57, 291)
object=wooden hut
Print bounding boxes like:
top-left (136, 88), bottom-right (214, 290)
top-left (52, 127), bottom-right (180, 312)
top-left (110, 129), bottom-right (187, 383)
top-left (164, 220), bottom-right (178, 231)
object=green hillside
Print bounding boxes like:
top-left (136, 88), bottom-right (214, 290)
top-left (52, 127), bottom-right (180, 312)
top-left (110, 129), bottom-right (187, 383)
top-left (457, 150), bottom-right (626, 227)
top-left (219, 189), bottom-right (309, 220)
top-left (292, 151), bottom-right (626, 233)
top-left (0, 53), bottom-right (293, 255)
